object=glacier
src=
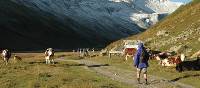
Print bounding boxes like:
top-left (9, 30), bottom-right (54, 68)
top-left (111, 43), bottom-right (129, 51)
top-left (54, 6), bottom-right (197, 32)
top-left (12, 0), bottom-right (183, 41)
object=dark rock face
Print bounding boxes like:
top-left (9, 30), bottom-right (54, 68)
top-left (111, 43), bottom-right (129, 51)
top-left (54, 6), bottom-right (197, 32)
top-left (0, 0), bottom-right (182, 51)
top-left (0, 1), bottom-right (103, 51)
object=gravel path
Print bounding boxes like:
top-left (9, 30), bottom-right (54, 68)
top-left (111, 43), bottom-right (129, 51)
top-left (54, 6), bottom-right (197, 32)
top-left (57, 58), bottom-right (194, 88)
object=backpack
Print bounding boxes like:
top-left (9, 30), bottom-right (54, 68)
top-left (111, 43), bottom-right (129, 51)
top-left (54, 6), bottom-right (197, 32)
top-left (139, 47), bottom-right (149, 63)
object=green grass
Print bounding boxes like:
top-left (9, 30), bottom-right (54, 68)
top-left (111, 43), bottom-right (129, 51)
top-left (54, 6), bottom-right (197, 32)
top-left (0, 53), bottom-right (132, 88)
top-left (193, 0), bottom-right (200, 3)
top-left (82, 55), bottom-right (200, 87)
top-left (2, 52), bottom-right (199, 87)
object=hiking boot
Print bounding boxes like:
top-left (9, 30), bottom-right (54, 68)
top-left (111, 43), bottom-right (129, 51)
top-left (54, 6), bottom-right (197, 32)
top-left (145, 79), bottom-right (148, 85)
top-left (145, 82), bottom-right (149, 85)
top-left (137, 78), bottom-right (140, 84)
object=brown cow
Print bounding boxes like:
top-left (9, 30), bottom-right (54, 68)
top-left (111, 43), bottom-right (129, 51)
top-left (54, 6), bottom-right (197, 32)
top-left (124, 48), bottom-right (137, 61)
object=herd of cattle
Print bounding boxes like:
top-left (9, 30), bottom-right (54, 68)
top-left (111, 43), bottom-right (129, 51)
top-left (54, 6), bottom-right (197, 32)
top-left (124, 48), bottom-right (200, 72)
top-left (149, 51), bottom-right (186, 67)
top-left (76, 48), bottom-right (95, 57)
top-left (0, 48), bottom-right (97, 65)
top-left (0, 47), bottom-right (188, 67)
top-left (0, 48), bottom-right (55, 65)
top-left (1, 47), bottom-right (200, 72)
top-left (117, 47), bottom-right (186, 67)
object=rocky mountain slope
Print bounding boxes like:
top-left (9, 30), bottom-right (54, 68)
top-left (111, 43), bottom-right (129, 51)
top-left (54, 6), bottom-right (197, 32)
top-left (13, 0), bottom-right (182, 35)
top-left (107, 0), bottom-right (200, 57)
top-left (0, 0), bottom-right (100, 51)
top-left (0, 0), bottom-right (183, 50)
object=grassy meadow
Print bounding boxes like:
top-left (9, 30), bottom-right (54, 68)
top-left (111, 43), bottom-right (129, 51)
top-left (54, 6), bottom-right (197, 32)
top-left (0, 52), bottom-right (132, 88)
top-left (1, 51), bottom-right (200, 88)
top-left (82, 55), bottom-right (200, 87)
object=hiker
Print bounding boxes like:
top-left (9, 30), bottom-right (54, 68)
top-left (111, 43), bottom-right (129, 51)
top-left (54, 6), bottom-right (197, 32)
top-left (134, 43), bottom-right (149, 84)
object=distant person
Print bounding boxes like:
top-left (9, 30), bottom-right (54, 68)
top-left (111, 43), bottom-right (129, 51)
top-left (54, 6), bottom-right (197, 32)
top-left (133, 43), bottom-right (150, 85)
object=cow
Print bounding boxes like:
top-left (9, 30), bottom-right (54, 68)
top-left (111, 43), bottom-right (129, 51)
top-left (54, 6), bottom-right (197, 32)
top-left (155, 52), bottom-right (171, 60)
top-left (176, 58), bottom-right (200, 72)
top-left (124, 48), bottom-right (137, 61)
top-left (1, 49), bottom-right (11, 65)
top-left (45, 48), bottom-right (55, 64)
top-left (160, 55), bottom-right (182, 66)
top-left (14, 55), bottom-right (22, 62)
top-left (180, 53), bottom-right (186, 62)
top-left (147, 50), bottom-right (161, 60)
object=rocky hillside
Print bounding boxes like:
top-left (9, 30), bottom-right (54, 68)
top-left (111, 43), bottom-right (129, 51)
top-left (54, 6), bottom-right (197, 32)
top-left (12, 0), bottom-right (183, 40)
top-left (107, 0), bottom-right (200, 57)
top-left (0, 0), bottom-right (183, 51)
top-left (0, 0), bottom-right (102, 51)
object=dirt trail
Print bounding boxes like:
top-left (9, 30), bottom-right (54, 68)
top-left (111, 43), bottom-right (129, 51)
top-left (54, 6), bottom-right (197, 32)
top-left (57, 58), bottom-right (194, 88)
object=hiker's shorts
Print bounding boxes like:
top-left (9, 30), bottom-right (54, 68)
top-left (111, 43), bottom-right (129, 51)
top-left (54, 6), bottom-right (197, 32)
top-left (137, 68), bottom-right (147, 74)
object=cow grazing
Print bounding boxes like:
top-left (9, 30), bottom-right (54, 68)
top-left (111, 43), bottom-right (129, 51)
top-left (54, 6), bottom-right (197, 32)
top-left (156, 52), bottom-right (171, 60)
top-left (1, 49), bottom-right (11, 65)
top-left (14, 55), bottom-right (22, 62)
top-left (45, 48), bottom-right (55, 64)
top-left (148, 50), bottom-right (161, 60)
top-left (176, 59), bottom-right (200, 72)
top-left (160, 55), bottom-right (182, 67)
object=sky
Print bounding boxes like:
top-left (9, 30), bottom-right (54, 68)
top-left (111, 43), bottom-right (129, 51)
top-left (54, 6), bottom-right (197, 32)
top-left (171, 0), bottom-right (192, 3)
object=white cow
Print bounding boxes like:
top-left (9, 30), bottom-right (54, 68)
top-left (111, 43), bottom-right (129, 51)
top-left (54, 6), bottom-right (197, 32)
top-left (1, 49), bottom-right (11, 65)
top-left (45, 48), bottom-right (55, 64)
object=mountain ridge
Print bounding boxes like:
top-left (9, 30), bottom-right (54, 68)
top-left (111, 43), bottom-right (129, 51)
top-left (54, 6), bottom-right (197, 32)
top-left (0, 0), bottom-right (183, 51)
top-left (0, 0), bottom-right (103, 51)
top-left (12, 0), bottom-right (183, 40)
top-left (107, 0), bottom-right (200, 57)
